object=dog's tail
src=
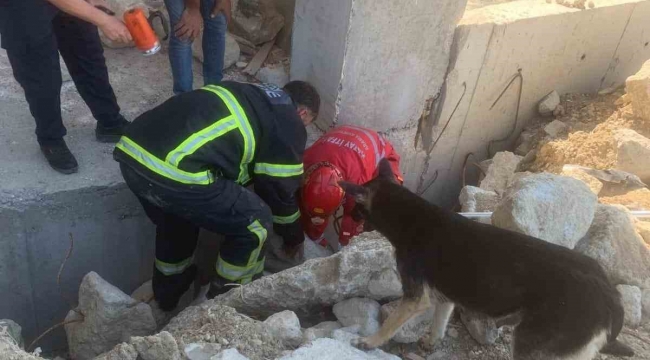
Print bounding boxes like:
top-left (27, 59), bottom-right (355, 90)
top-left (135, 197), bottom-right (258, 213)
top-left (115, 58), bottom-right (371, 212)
top-left (600, 290), bottom-right (634, 357)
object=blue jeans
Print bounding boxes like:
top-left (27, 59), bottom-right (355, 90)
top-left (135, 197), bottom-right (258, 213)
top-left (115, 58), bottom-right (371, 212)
top-left (164, 0), bottom-right (227, 94)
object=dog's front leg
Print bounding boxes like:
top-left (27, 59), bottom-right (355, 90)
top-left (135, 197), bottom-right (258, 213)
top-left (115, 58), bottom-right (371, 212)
top-left (353, 289), bottom-right (431, 350)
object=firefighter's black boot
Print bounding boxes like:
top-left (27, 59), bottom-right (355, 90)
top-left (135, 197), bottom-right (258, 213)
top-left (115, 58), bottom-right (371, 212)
top-left (39, 139), bottom-right (78, 174)
top-left (152, 264), bottom-right (198, 312)
top-left (96, 115), bottom-right (130, 143)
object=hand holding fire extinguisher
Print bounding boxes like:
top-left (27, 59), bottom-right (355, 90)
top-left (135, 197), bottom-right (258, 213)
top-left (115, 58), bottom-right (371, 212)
top-left (86, 0), bottom-right (132, 43)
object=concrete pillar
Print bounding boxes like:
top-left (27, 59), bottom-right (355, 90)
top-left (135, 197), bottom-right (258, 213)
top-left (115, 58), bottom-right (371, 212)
top-left (290, 0), bottom-right (468, 189)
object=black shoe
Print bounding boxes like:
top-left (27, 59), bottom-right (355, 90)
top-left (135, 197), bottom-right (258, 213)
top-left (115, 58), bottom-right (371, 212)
top-left (39, 139), bottom-right (79, 174)
top-left (96, 115), bottom-right (130, 143)
top-left (152, 264), bottom-right (198, 312)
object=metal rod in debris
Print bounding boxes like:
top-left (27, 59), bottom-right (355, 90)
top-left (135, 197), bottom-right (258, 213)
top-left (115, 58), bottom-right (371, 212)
top-left (460, 211), bottom-right (650, 219)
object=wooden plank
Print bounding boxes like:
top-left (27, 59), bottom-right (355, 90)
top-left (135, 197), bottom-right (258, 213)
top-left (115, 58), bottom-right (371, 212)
top-left (243, 40), bottom-right (275, 76)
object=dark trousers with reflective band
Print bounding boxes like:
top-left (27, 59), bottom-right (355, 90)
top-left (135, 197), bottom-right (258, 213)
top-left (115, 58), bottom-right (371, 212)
top-left (120, 164), bottom-right (272, 287)
top-left (2, 11), bottom-right (122, 142)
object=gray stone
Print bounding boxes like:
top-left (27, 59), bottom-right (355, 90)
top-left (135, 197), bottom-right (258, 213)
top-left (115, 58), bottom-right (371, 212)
top-left (131, 280), bottom-right (195, 329)
top-left (575, 205), bottom-right (650, 287)
top-left (60, 57), bottom-right (72, 83)
top-left (278, 338), bottom-right (399, 360)
top-left (642, 288), bottom-right (650, 324)
top-left (331, 327), bottom-right (361, 344)
top-left (65, 272), bottom-right (157, 360)
top-left (263, 310), bottom-right (303, 348)
top-left (614, 129), bottom-right (650, 182)
top-left (0, 319), bottom-right (23, 349)
top-left (380, 300), bottom-right (434, 343)
top-left (367, 269), bottom-right (402, 300)
top-left (303, 236), bottom-right (334, 261)
top-left (193, 32), bottom-right (240, 70)
top-left (538, 90), bottom-right (560, 117)
top-left (543, 120), bottom-right (569, 138)
top-left (616, 285), bottom-right (642, 328)
top-left (211, 348), bottom-right (250, 360)
top-left (625, 59), bottom-right (650, 121)
top-left (230, 0), bottom-right (285, 45)
top-left (459, 308), bottom-right (499, 345)
top-left (93, 343), bottom-right (138, 360)
top-left (560, 165), bottom-right (604, 195)
top-left (183, 342), bottom-right (223, 360)
top-left (302, 321), bottom-right (342, 343)
top-left (637, 221), bottom-right (650, 245)
top-left (333, 298), bottom-right (381, 337)
top-left (130, 331), bottom-right (181, 360)
top-left (236, 61), bottom-right (248, 68)
top-left (479, 152), bottom-right (522, 195)
top-left (255, 65), bottom-right (289, 87)
top-left (0, 327), bottom-right (41, 360)
top-left (459, 186), bottom-right (499, 213)
top-left (214, 233), bottom-right (399, 318)
top-left (492, 173), bottom-right (597, 249)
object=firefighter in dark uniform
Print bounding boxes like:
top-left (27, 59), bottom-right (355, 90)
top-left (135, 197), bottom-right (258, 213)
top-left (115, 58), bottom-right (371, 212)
top-left (0, 0), bottom-right (132, 174)
top-left (114, 81), bottom-right (320, 311)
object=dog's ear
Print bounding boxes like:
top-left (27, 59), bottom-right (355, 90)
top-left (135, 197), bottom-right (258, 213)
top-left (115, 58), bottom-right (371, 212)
top-left (339, 181), bottom-right (369, 204)
top-left (378, 158), bottom-right (397, 183)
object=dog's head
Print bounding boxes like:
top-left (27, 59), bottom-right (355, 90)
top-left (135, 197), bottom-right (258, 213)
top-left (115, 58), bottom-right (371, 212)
top-left (339, 158), bottom-right (399, 221)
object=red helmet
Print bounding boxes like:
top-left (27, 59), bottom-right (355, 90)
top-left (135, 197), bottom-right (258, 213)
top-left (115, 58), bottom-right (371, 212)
top-left (302, 162), bottom-right (345, 219)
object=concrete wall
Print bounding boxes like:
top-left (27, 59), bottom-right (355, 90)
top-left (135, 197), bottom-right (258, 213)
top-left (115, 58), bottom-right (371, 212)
top-left (420, 0), bottom-right (650, 207)
top-left (291, 0), bottom-right (469, 189)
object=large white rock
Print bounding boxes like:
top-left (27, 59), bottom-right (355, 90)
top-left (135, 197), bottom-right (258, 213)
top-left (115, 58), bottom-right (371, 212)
top-left (183, 342), bottom-right (223, 360)
top-left (459, 186), bottom-right (499, 213)
top-left (617, 285), bottom-right (642, 328)
top-left (130, 331), bottom-right (181, 360)
top-left (625, 59), bottom-right (650, 121)
top-left (479, 152), bottom-right (522, 195)
top-left (212, 348), bottom-right (250, 360)
top-left (538, 90), bottom-right (560, 117)
top-left (193, 32), bottom-right (241, 70)
top-left (229, 0), bottom-right (285, 45)
top-left (214, 233), bottom-right (399, 318)
top-left (65, 272), bottom-right (157, 360)
top-left (380, 300), bottom-right (434, 343)
top-left (0, 319), bottom-right (23, 349)
top-left (277, 338), bottom-right (399, 360)
top-left (614, 129), bottom-right (650, 182)
top-left (492, 173), bottom-right (597, 249)
top-left (575, 205), bottom-right (650, 287)
top-left (333, 298), bottom-right (381, 337)
top-left (263, 311), bottom-right (303, 348)
top-left (459, 309), bottom-right (499, 345)
top-left (93, 343), bottom-right (138, 360)
top-left (367, 268), bottom-right (403, 300)
top-left (302, 321), bottom-right (342, 343)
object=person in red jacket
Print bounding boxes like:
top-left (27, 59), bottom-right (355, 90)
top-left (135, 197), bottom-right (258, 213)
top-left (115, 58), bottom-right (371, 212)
top-left (300, 125), bottom-right (403, 249)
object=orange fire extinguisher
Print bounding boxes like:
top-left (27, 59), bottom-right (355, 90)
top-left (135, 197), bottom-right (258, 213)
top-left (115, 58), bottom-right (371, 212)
top-left (96, 6), bottom-right (169, 56)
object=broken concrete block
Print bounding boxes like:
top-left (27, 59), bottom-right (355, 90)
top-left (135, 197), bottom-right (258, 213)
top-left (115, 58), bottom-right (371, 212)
top-left (492, 173), bottom-right (597, 249)
top-left (617, 285), bottom-right (642, 328)
top-left (183, 343), bottom-right (223, 360)
top-left (380, 300), bottom-right (434, 343)
top-left (302, 321), bottom-right (342, 343)
top-left (459, 186), bottom-right (499, 213)
top-left (614, 129), bottom-right (650, 182)
top-left (538, 90), bottom-right (560, 117)
top-left (212, 348), bottom-right (250, 360)
top-left (367, 268), bottom-right (403, 300)
top-left (65, 272), bottom-right (157, 360)
top-left (560, 165), bottom-right (603, 195)
top-left (459, 308), bottom-right (499, 345)
top-left (333, 298), bottom-right (381, 337)
top-left (193, 32), bottom-right (241, 70)
top-left (0, 328), bottom-right (42, 360)
top-left (625, 59), bottom-right (650, 121)
top-left (575, 205), bottom-right (650, 287)
top-left (93, 343), bottom-right (138, 360)
top-left (637, 221), bottom-right (650, 245)
top-left (164, 305), bottom-right (283, 359)
top-left (514, 128), bottom-right (542, 156)
top-left (214, 233), bottom-right (399, 318)
top-left (0, 319), bottom-right (23, 349)
top-left (479, 152), bottom-right (522, 195)
top-left (230, 0), bottom-right (285, 45)
top-left (278, 338), bottom-right (399, 360)
top-left (263, 311), bottom-right (303, 348)
top-left (543, 120), bottom-right (569, 138)
top-left (130, 332), bottom-right (181, 360)
top-left (256, 65), bottom-right (289, 87)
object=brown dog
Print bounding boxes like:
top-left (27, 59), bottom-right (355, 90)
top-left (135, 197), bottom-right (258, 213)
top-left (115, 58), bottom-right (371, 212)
top-left (339, 159), bottom-right (634, 360)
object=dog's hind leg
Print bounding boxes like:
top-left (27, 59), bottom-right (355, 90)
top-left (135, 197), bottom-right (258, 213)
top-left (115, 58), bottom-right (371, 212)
top-left (353, 287), bottom-right (432, 350)
top-left (423, 300), bottom-right (455, 349)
